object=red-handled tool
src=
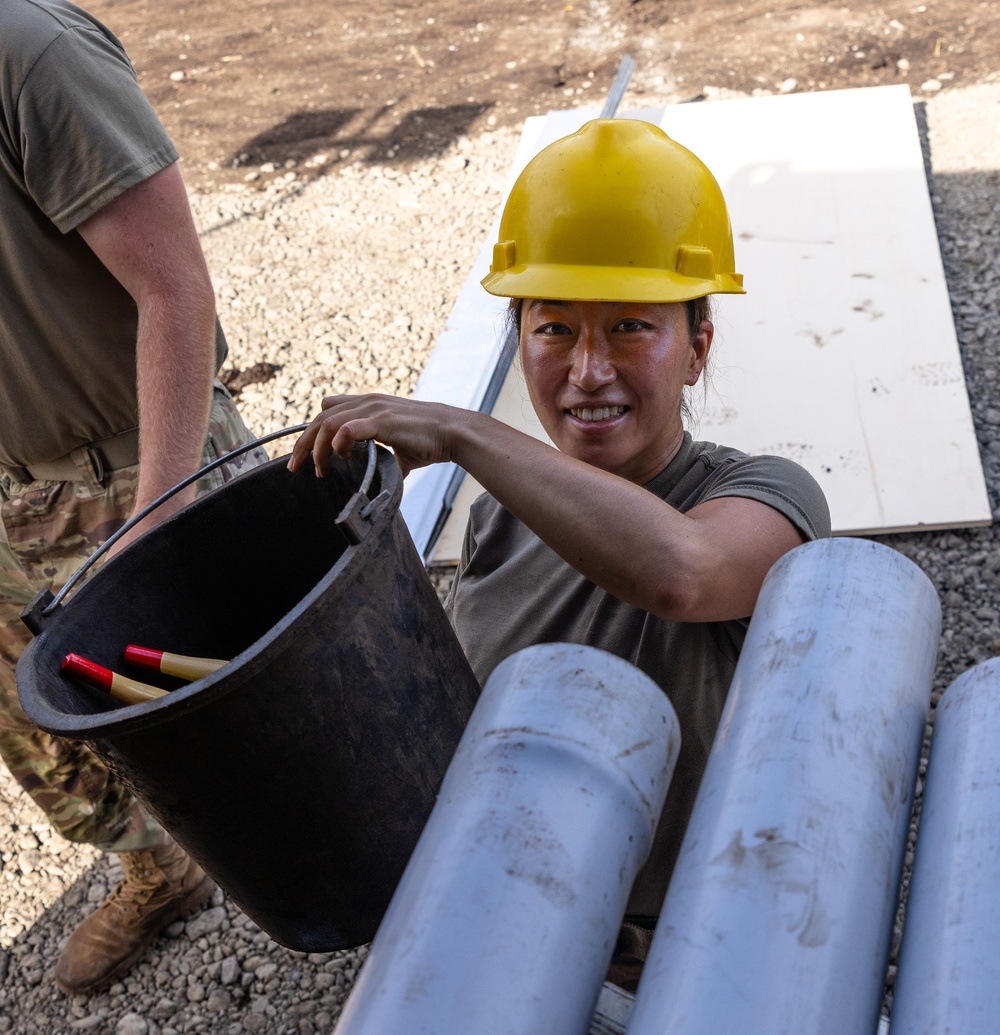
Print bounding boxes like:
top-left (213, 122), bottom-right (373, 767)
top-left (62, 653), bottom-right (167, 705)
top-left (124, 645), bottom-right (227, 681)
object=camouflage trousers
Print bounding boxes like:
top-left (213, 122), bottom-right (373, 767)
top-left (0, 385), bottom-right (269, 851)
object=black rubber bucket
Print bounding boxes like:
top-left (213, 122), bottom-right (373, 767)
top-left (15, 445), bottom-right (481, 951)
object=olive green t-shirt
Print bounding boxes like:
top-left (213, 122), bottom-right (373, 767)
top-left (0, 0), bottom-right (226, 466)
top-left (445, 433), bottom-right (831, 917)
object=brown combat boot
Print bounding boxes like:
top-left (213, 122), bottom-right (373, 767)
top-left (54, 839), bottom-right (216, 995)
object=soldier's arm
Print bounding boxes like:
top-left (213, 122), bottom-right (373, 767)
top-left (77, 161), bottom-right (216, 542)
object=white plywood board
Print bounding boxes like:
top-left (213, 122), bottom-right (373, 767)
top-left (658, 86), bottom-right (989, 537)
top-left (400, 86), bottom-right (991, 564)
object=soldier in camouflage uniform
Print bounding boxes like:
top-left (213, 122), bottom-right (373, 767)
top-left (1, 0), bottom-right (269, 994)
top-left (0, 391), bottom-right (264, 851)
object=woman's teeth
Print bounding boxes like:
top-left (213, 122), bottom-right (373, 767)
top-left (570, 406), bottom-right (626, 422)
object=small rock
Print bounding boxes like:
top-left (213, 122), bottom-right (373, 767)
top-left (220, 956), bottom-right (240, 985)
top-left (149, 998), bottom-right (176, 1022)
top-left (115, 1014), bottom-right (148, 1035)
top-left (779, 78), bottom-right (798, 94)
top-left (169, 70), bottom-right (185, 82)
top-left (20, 953), bottom-right (44, 987)
top-left (185, 906), bottom-right (227, 939)
top-left (17, 848), bottom-right (41, 874)
top-left (70, 1017), bottom-right (105, 1032)
top-left (207, 988), bottom-right (232, 1012)
top-left (922, 78), bottom-right (942, 92)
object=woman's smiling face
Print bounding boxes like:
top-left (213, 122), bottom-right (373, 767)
top-left (519, 299), bottom-right (712, 485)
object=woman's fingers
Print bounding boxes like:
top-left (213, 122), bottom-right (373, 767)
top-left (289, 395), bottom-right (423, 476)
top-left (289, 393), bottom-right (469, 478)
top-left (287, 418), bottom-right (321, 472)
top-left (287, 401), bottom-right (355, 474)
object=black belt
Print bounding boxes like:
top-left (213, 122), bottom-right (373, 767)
top-left (0, 427), bottom-right (140, 485)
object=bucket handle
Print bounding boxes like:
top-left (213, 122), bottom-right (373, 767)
top-left (21, 428), bottom-right (380, 633)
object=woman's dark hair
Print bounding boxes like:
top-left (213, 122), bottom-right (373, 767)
top-left (683, 296), bottom-right (713, 338)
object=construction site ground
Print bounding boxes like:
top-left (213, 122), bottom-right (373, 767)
top-left (2, 2), bottom-right (1000, 1033)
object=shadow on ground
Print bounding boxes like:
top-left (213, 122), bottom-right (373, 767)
top-left (231, 100), bottom-right (493, 170)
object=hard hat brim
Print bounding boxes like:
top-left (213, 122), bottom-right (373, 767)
top-left (481, 264), bottom-right (746, 303)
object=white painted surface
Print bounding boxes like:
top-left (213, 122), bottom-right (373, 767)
top-left (889, 657), bottom-right (1000, 1035)
top-left (399, 86), bottom-right (990, 564)
top-left (589, 983), bottom-right (634, 1035)
top-left (333, 643), bottom-right (680, 1035)
top-left (625, 538), bottom-right (940, 1035)
top-left (663, 86), bottom-right (988, 538)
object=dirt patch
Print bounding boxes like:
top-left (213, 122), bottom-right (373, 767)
top-left (92, 0), bottom-right (999, 191)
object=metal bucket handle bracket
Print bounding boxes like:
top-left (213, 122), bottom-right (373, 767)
top-left (335, 438), bottom-right (390, 545)
top-left (20, 429), bottom-right (385, 634)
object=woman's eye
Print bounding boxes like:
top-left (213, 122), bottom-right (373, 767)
top-left (534, 322), bottom-right (572, 335)
top-left (614, 319), bottom-right (651, 333)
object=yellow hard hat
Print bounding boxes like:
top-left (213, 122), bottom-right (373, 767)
top-left (481, 118), bottom-right (745, 302)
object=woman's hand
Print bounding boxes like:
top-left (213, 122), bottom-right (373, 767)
top-left (287, 394), bottom-right (473, 478)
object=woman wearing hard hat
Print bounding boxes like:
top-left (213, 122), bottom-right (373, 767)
top-left (290, 118), bottom-right (831, 987)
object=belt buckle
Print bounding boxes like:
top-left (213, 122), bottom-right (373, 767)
top-left (68, 445), bottom-right (107, 493)
top-left (85, 446), bottom-right (107, 488)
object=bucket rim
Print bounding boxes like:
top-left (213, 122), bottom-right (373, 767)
top-left (17, 448), bottom-right (404, 738)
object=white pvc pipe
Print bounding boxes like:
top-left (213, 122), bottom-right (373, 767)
top-left (626, 537), bottom-right (940, 1035)
top-left (334, 642), bottom-right (680, 1035)
top-left (889, 657), bottom-right (1000, 1035)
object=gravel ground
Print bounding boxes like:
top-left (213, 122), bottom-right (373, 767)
top-left (2, 80), bottom-right (1000, 1033)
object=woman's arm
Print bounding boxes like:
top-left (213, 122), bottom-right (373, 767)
top-left (288, 394), bottom-right (806, 622)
